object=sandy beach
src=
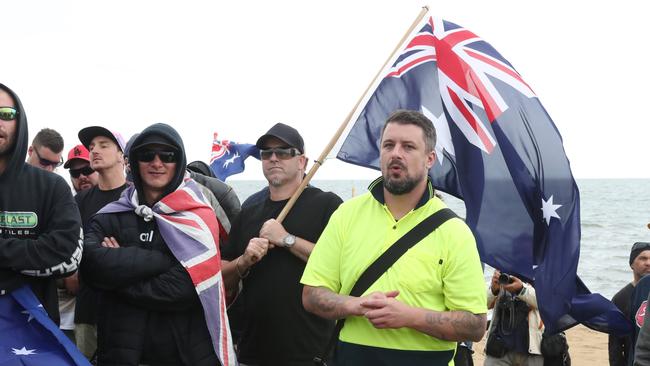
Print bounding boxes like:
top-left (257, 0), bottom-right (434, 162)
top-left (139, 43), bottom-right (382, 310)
top-left (472, 325), bottom-right (608, 366)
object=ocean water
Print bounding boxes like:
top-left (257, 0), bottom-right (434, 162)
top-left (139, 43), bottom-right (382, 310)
top-left (229, 179), bottom-right (650, 300)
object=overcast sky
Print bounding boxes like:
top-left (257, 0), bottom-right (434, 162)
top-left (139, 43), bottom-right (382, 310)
top-left (3, 0), bottom-right (648, 180)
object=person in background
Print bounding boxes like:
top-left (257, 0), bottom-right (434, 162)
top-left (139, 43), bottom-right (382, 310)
top-left (26, 127), bottom-right (64, 172)
top-left (220, 122), bottom-right (343, 366)
top-left (484, 270), bottom-right (544, 366)
top-left (74, 125), bottom-right (128, 360)
top-left (123, 132), bottom-right (139, 183)
top-left (0, 83), bottom-right (82, 326)
top-left (301, 110), bottom-right (486, 365)
top-left (187, 160), bottom-right (241, 224)
top-left (64, 144), bottom-right (99, 193)
top-left (60, 144), bottom-right (100, 342)
top-left (611, 242), bottom-right (650, 366)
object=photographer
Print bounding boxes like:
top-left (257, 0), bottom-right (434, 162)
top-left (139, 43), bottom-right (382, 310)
top-left (485, 270), bottom-right (544, 366)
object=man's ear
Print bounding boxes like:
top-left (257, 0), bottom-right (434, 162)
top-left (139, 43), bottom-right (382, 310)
top-left (426, 150), bottom-right (436, 170)
top-left (300, 155), bottom-right (308, 171)
top-left (27, 145), bottom-right (33, 156)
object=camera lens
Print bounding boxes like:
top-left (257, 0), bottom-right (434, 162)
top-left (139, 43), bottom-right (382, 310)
top-left (498, 273), bottom-right (510, 284)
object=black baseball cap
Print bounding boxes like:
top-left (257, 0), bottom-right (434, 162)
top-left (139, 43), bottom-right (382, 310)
top-left (130, 134), bottom-right (178, 152)
top-left (255, 123), bottom-right (304, 153)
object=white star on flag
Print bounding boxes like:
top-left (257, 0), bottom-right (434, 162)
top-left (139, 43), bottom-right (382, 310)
top-left (12, 346), bottom-right (37, 355)
top-left (541, 195), bottom-right (562, 225)
top-left (21, 304), bottom-right (43, 322)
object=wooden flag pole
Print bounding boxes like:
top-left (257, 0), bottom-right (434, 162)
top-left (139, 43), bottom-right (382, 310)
top-left (277, 6), bottom-right (430, 223)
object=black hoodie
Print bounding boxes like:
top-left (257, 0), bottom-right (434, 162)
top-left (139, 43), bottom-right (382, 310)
top-left (81, 123), bottom-right (219, 365)
top-left (0, 83), bottom-right (82, 324)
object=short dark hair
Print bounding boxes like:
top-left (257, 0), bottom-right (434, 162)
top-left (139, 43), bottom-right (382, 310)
top-left (32, 128), bottom-right (64, 154)
top-left (380, 110), bottom-right (436, 152)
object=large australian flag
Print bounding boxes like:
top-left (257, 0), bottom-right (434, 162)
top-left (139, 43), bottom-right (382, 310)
top-left (0, 285), bottom-right (91, 365)
top-left (337, 15), bottom-right (631, 335)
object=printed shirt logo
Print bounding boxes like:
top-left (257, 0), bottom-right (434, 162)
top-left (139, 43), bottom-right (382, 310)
top-left (637, 300), bottom-right (647, 328)
top-left (0, 212), bottom-right (38, 229)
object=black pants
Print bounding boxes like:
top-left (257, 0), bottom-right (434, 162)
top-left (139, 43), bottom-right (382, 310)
top-left (333, 341), bottom-right (454, 366)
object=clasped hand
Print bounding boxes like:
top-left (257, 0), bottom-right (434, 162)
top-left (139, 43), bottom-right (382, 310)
top-left (348, 290), bottom-right (410, 329)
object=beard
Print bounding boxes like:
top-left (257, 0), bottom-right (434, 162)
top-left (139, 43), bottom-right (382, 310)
top-left (0, 134), bottom-right (15, 156)
top-left (382, 160), bottom-right (423, 195)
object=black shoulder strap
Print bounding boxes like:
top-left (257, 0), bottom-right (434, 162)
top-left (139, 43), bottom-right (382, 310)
top-left (313, 208), bottom-right (458, 366)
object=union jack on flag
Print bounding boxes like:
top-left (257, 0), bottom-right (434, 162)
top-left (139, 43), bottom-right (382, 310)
top-left (99, 176), bottom-right (237, 365)
top-left (337, 14), bottom-right (631, 335)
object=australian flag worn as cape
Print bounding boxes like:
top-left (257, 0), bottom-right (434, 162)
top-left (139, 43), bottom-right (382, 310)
top-left (336, 14), bottom-right (631, 335)
top-left (99, 176), bottom-right (238, 365)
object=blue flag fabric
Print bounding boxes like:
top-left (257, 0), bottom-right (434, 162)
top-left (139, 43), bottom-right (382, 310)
top-left (336, 16), bottom-right (631, 335)
top-left (0, 285), bottom-right (91, 365)
top-left (209, 133), bottom-right (260, 181)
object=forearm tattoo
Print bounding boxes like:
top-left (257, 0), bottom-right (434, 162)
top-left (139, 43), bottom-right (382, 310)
top-left (304, 286), bottom-right (348, 320)
top-left (425, 310), bottom-right (486, 341)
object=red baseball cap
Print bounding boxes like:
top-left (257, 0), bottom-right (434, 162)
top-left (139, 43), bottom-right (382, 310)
top-left (63, 144), bottom-right (91, 169)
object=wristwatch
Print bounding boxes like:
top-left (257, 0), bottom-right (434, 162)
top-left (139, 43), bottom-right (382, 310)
top-left (282, 234), bottom-right (296, 248)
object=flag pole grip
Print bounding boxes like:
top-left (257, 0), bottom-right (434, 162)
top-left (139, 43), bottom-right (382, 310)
top-left (276, 6), bottom-right (430, 224)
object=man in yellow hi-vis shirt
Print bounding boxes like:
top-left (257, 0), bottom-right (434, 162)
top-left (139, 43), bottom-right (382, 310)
top-left (301, 110), bottom-right (487, 366)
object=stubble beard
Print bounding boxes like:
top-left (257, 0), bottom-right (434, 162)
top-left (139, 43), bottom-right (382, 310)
top-left (383, 161), bottom-right (424, 195)
top-left (0, 135), bottom-right (15, 157)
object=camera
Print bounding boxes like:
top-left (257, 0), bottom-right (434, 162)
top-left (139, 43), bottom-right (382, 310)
top-left (498, 273), bottom-right (514, 285)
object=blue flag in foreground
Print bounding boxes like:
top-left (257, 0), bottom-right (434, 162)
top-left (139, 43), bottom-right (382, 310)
top-left (337, 16), bottom-right (631, 335)
top-left (0, 286), bottom-right (91, 365)
top-left (209, 133), bottom-right (260, 181)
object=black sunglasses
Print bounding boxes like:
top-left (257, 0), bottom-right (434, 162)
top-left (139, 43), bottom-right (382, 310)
top-left (137, 149), bottom-right (178, 163)
top-left (69, 166), bottom-right (95, 178)
top-left (0, 106), bottom-right (17, 121)
top-left (33, 147), bottom-right (63, 168)
top-left (260, 147), bottom-right (301, 160)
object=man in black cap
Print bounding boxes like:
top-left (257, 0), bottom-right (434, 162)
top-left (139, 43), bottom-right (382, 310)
top-left (74, 125), bottom-right (129, 359)
top-left (220, 123), bottom-right (343, 366)
top-left (609, 242), bottom-right (650, 366)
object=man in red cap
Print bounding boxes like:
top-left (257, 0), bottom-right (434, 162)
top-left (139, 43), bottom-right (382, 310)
top-left (64, 144), bottom-right (99, 193)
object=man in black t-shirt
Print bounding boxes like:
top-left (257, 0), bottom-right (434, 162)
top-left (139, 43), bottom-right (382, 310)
top-left (74, 125), bottom-right (128, 359)
top-left (221, 123), bottom-right (342, 366)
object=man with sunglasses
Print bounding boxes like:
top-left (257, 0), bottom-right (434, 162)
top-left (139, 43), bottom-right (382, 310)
top-left (64, 144), bottom-right (99, 193)
top-left (0, 83), bottom-right (82, 326)
top-left (74, 125), bottom-right (128, 360)
top-left (26, 128), bottom-right (64, 172)
top-left (609, 242), bottom-right (650, 366)
top-left (50, 144), bottom-right (99, 343)
top-left (80, 123), bottom-right (233, 366)
top-left (221, 122), bottom-right (343, 366)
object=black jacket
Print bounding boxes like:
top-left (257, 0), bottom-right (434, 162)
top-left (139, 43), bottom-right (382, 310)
top-left (0, 83), bottom-right (82, 324)
top-left (81, 123), bottom-right (219, 366)
top-left (81, 211), bottom-right (217, 366)
top-left (190, 170), bottom-right (241, 222)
